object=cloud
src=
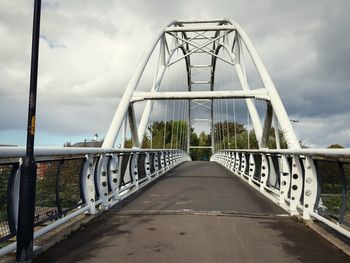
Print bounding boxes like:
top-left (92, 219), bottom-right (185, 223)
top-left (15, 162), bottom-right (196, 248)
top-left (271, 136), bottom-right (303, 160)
top-left (0, 0), bottom-right (349, 148)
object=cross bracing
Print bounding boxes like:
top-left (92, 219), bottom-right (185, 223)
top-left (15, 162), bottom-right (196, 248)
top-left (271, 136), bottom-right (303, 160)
top-left (103, 19), bottom-right (300, 152)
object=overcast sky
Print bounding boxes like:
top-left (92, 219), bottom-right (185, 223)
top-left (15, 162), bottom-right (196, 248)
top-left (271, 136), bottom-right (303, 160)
top-left (0, 0), bottom-right (349, 147)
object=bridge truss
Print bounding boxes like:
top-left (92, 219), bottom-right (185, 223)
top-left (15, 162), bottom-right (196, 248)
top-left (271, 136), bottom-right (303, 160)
top-left (103, 19), bottom-right (300, 152)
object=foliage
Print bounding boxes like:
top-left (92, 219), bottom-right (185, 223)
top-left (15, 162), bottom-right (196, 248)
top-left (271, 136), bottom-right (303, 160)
top-left (0, 166), bottom-right (11, 222)
top-left (213, 122), bottom-right (287, 150)
top-left (124, 120), bottom-right (189, 150)
top-left (124, 120), bottom-right (288, 160)
top-left (328, 144), bottom-right (344, 149)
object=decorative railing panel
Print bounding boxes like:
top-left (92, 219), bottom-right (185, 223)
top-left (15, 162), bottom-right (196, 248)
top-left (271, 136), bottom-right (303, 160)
top-left (211, 149), bottom-right (350, 239)
top-left (0, 147), bottom-right (190, 256)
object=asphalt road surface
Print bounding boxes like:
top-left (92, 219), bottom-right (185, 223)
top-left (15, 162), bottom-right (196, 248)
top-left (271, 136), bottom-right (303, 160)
top-left (35, 161), bottom-right (349, 263)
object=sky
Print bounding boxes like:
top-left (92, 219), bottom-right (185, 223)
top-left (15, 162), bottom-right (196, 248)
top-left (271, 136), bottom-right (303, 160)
top-left (0, 0), bottom-right (349, 148)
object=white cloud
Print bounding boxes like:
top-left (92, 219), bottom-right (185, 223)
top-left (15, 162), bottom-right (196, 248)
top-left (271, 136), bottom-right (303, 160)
top-left (293, 113), bottom-right (350, 147)
top-left (0, 0), bottom-right (349, 148)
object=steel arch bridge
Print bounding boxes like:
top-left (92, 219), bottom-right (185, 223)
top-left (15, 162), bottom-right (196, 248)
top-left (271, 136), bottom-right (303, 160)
top-left (103, 19), bottom-right (300, 152)
top-left (0, 19), bottom-right (349, 261)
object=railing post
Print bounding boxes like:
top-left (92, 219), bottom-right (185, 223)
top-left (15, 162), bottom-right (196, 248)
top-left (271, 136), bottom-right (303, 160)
top-left (290, 155), bottom-right (303, 215)
top-left (235, 152), bottom-right (240, 174)
top-left (96, 154), bottom-right (109, 209)
top-left (260, 154), bottom-right (269, 191)
top-left (108, 153), bottom-right (119, 201)
top-left (154, 152), bottom-right (160, 176)
top-left (145, 153), bottom-right (151, 180)
top-left (9, 161), bottom-right (21, 237)
top-left (302, 157), bottom-right (318, 220)
top-left (169, 151), bottom-right (173, 167)
top-left (226, 152), bottom-right (230, 168)
top-left (160, 152), bottom-right (165, 173)
top-left (230, 152), bottom-right (235, 172)
top-left (131, 153), bottom-right (139, 190)
top-left (279, 155), bottom-right (290, 207)
top-left (248, 154), bottom-right (255, 185)
top-left (82, 154), bottom-right (96, 215)
top-left (240, 153), bottom-right (247, 177)
top-left (166, 151), bottom-right (170, 169)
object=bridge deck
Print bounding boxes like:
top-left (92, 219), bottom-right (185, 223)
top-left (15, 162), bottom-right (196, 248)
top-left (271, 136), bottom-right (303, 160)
top-left (36, 161), bottom-right (349, 263)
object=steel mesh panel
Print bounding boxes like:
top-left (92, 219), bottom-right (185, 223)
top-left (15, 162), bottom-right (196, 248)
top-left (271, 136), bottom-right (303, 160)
top-left (157, 152), bottom-right (162, 169)
top-left (236, 153), bottom-right (242, 171)
top-left (59, 158), bottom-right (84, 213)
top-left (35, 160), bottom-right (60, 225)
top-left (149, 153), bottom-right (155, 174)
top-left (119, 154), bottom-right (131, 187)
top-left (0, 163), bottom-right (15, 241)
top-left (137, 154), bottom-right (147, 180)
top-left (93, 156), bottom-right (100, 199)
top-left (316, 160), bottom-right (342, 222)
top-left (267, 155), bottom-right (280, 190)
top-left (107, 156), bottom-right (113, 194)
top-left (243, 153), bottom-right (249, 175)
top-left (344, 163), bottom-right (350, 225)
top-left (253, 154), bottom-right (262, 181)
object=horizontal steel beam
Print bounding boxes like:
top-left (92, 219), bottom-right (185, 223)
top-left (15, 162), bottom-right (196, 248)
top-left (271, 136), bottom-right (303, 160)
top-left (191, 81), bottom-right (211, 84)
top-left (131, 89), bottom-right (269, 102)
top-left (165, 25), bottom-right (235, 32)
top-left (0, 146), bottom-right (185, 158)
top-left (189, 146), bottom-right (213, 149)
top-left (191, 118), bottom-right (212, 122)
top-left (216, 148), bottom-right (350, 157)
top-left (176, 19), bottom-right (229, 24)
top-left (191, 64), bottom-right (212, 68)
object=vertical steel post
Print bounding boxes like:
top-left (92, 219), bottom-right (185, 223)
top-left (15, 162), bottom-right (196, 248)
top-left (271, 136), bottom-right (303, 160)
top-left (211, 99), bottom-right (215, 154)
top-left (187, 99), bottom-right (191, 153)
top-left (16, 0), bottom-right (41, 262)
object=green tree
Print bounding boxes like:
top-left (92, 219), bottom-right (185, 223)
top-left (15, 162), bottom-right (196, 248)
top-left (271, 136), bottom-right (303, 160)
top-left (328, 144), bottom-right (344, 149)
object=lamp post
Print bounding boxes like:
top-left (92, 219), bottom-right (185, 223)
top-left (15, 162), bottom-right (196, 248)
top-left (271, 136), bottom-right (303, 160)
top-left (16, 0), bottom-right (42, 262)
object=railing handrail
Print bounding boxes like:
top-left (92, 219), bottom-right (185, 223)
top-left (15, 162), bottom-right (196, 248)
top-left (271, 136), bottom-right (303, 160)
top-left (0, 147), bottom-right (186, 158)
top-left (216, 148), bottom-right (350, 157)
top-left (0, 148), bottom-right (191, 256)
top-left (211, 149), bottom-right (350, 239)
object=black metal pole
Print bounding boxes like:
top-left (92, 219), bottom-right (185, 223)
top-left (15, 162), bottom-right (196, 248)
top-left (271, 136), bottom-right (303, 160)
top-left (16, 0), bottom-right (41, 262)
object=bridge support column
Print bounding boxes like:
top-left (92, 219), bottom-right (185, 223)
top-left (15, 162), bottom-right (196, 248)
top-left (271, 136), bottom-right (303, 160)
top-left (260, 102), bottom-right (273, 148)
top-left (128, 104), bottom-right (140, 148)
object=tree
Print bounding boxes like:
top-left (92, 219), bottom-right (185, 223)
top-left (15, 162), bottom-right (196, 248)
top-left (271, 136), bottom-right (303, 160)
top-left (121, 120), bottom-right (290, 160)
top-left (328, 144), bottom-right (344, 149)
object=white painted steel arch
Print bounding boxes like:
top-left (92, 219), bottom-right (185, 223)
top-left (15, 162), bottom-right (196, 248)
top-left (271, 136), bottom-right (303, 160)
top-left (102, 19), bottom-right (301, 150)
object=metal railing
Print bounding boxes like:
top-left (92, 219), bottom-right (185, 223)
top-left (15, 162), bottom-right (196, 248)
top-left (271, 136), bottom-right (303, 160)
top-left (0, 147), bottom-right (190, 256)
top-left (211, 148), bottom-right (350, 239)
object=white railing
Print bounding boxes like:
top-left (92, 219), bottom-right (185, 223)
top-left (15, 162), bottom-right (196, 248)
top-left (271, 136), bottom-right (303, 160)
top-left (0, 147), bottom-right (191, 256)
top-left (211, 149), bottom-right (350, 239)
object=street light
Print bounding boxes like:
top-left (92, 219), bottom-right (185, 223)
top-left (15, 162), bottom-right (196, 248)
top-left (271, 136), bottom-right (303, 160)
top-left (16, 1), bottom-right (42, 262)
